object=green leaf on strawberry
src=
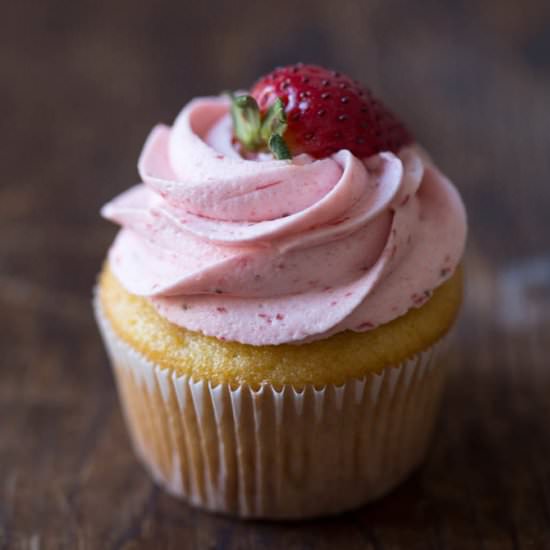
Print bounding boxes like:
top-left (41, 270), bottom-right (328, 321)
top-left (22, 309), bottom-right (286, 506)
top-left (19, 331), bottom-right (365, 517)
top-left (229, 94), bottom-right (291, 160)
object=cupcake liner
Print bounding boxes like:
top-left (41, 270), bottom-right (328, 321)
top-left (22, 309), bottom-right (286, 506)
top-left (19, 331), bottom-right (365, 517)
top-left (95, 304), bottom-right (447, 519)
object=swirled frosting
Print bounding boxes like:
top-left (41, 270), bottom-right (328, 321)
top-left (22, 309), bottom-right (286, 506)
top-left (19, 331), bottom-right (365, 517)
top-left (102, 96), bottom-right (467, 345)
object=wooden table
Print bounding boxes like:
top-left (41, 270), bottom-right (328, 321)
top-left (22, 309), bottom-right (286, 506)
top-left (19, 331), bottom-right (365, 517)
top-left (3, 1), bottom-right (550, 548)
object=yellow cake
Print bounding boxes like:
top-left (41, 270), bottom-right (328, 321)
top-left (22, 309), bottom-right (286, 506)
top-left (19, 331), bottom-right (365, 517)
top-left (99, 263), bottom-right (462, 387)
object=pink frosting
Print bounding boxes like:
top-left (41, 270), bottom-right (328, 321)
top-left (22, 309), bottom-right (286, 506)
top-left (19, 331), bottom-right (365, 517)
top-left (102, 96), bottom-right (467, 345)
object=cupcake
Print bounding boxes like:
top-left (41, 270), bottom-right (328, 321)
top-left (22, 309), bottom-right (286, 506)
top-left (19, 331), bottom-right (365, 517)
top-left (95, 64), bottom-right (467, 518)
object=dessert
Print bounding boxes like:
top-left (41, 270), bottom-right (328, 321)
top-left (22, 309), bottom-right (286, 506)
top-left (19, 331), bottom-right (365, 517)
top-left (95, 64), bottom-right (467, 518)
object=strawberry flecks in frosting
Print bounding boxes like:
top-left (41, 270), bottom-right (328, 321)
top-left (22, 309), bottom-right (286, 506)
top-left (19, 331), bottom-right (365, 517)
top-left (138, 98), bottom-right (341, 222)
top-left (102, 96), bottom-right (467, 345)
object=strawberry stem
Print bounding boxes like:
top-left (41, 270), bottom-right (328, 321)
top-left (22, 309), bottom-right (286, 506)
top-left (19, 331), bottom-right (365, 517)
top-left (268, 134), bottom-right (291, 160)
top-left (260, 98), bottom-right (287, 142)
top-left (230, 94), bottom-right (262, 150)
top-left (229, 93), bottom-right (291, 160)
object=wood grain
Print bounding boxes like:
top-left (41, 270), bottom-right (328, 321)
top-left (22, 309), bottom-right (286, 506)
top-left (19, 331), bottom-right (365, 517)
top-left (2, 0), bottom-right (550, 548)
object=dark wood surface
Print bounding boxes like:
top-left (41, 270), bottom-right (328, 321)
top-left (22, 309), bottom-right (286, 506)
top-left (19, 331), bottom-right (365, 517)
top-left (2, 0), bottom-right (550, 548)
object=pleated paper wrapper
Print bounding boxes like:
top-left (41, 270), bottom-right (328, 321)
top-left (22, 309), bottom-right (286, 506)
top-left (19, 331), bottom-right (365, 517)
top-left (96, 306), bottom-right (447, 519)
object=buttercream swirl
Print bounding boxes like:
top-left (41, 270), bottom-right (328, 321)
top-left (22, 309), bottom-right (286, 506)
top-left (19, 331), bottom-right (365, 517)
top-left (102, 96), bottom-right (467, 345)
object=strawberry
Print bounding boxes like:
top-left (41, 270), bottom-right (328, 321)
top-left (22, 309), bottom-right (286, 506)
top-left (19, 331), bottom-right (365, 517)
top-left (230, 63), bottom-right (412, 160)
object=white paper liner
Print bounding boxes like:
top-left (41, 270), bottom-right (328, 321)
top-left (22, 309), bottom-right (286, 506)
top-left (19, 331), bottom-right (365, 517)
top-left (95, 303), bottom-right (447, 519)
